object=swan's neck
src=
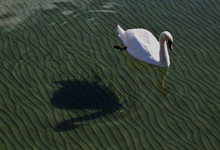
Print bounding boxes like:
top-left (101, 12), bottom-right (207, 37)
top-left (159, 39), bottom-right (170, 67)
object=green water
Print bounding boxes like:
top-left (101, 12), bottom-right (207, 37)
top-left (0, 0), bottom-right (219, 149)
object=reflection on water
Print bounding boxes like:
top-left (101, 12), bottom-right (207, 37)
top-left (114, 43), bottom-right (171, 96)
top-left (156, 67), bottom-right (170, 96)
top-left (0, 0), bottom-right (95, 31)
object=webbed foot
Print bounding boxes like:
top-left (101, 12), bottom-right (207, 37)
top-left (113, 45), bottom-right (127, 51)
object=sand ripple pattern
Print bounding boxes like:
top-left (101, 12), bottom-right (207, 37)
top-left (0, 0), bottom-right (219, 149)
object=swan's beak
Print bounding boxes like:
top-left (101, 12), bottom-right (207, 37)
top-left (168, 41), bottom-right (173, 51)
top-left (170, 43), bottom-right (173, 50)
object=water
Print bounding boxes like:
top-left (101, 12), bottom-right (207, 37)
top-left (0, 0), bottom-right (220, 149)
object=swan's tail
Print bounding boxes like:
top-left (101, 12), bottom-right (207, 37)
top-left (117, 25), bottom-right (125, 36)
top-left (117, 25), bottom-right (127, 46)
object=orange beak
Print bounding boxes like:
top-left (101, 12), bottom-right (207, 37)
top-left (170, 43), bottom-right (173, 50)
top-left (168, 41), bottom-right (173, 51)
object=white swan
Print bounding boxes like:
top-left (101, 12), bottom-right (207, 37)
top-left (117, 25), bottom-right (174, 67)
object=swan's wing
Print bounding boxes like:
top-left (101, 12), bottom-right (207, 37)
top-left (125, 29), bottom-right (160, 62)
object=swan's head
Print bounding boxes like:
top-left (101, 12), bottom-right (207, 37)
top-left (160, 31), bottom-right (173, 50)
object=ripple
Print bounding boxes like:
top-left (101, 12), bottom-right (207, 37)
top-left (0, 0), bottom-right (220, 149)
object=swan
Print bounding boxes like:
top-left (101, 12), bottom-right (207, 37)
top-left (117, 25), bottom-right (174, 67)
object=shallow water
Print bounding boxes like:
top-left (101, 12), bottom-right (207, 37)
top-left (0, 0), bottom-right (220, 149)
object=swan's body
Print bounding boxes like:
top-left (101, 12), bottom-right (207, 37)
top-left (117, 25), bottom-right (173, 67)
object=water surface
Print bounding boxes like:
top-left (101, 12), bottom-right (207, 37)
top-left (0, 0), bottom-right (219, 149)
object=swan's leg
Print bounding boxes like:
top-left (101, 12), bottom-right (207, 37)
top-left (122, 47), bottom-right (127, 50)
top-left (113, 45), bottom-right (127, 51)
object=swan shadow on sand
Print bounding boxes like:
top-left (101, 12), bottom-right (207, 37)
top-left (51, 80), bottom-right (122, 132)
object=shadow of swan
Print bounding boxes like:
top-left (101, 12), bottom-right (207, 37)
top-left (51, 80), bottom-right (122, 132)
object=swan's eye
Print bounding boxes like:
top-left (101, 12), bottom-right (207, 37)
top-left (167, 40), bottom-right (172, 44)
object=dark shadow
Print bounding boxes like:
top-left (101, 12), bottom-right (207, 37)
top-left (51, 80), bottom-right (122, 111)
top-left (51, 80), bottom-right (122, 132)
